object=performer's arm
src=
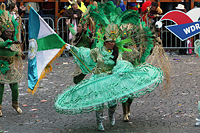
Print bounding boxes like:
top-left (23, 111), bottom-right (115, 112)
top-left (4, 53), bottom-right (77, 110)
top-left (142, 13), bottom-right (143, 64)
top-left (0, 39), bottom-right (12, 48)
top-left (66, 19), bottom-right (77, 35)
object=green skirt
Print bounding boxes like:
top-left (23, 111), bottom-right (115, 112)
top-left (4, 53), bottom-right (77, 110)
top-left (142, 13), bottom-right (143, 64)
top-left (54, 60), bottom-right (163, 115)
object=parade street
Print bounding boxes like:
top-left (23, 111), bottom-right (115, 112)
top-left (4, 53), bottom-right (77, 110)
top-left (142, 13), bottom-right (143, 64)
top-left (1, 53), bottom-right (200, 133)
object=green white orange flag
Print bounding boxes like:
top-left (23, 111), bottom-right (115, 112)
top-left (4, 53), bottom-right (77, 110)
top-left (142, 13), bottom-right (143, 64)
top-left (28, 7), bottom-right (66, 94)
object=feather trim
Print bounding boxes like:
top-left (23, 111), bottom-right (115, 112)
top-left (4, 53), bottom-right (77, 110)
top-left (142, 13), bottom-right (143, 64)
top-left (141, 1), bottom-right (151, 12)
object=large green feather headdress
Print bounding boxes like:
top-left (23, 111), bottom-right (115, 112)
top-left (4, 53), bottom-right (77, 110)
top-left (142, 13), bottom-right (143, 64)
top-left (84, 1), bottom-right (153, 65)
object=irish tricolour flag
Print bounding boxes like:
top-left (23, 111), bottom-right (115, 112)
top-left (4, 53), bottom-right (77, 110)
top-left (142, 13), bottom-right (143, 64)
top-left (28, 7), bottom-right (66, 94)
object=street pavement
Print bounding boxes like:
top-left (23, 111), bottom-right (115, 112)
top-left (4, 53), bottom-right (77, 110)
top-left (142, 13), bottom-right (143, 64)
top-left (1, 53), bottom-right (200, 133)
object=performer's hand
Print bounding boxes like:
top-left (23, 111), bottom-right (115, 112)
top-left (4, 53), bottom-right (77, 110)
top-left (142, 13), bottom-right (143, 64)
top-left (65, 44), bottom-right (71, 50)
top-left (12, 41), bottom-right (21, 44)
top-left (65, 19), bottom-right (70, 25)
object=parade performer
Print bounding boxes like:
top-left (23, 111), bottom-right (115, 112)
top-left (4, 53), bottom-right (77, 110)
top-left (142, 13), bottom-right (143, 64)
top-left (54, 1), bottom-right (167, 131)
top-left (0, 3), bottom-right (24, 116)
top-left (65, 18), bottom-right (94, 84)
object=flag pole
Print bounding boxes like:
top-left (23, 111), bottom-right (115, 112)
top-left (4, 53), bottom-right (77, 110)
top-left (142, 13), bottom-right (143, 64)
top-left (67, 45), bottom-right (92, 73)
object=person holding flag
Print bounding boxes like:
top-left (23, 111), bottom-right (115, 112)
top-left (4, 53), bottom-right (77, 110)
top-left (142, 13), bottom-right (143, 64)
top-left (54, 2), bottom-right (169, 131)
top-left (0, 3), bottom-right (25, 116)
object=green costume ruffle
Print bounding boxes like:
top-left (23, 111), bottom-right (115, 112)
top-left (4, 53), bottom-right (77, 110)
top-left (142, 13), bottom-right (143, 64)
top-left (54, 60), bottom-right (163, 115)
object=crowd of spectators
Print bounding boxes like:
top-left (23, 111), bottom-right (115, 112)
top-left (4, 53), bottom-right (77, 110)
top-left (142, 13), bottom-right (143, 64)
top-left (1, 0), bottom-right (199, 21)
top-left (0, 0), bottom-right (199, 54)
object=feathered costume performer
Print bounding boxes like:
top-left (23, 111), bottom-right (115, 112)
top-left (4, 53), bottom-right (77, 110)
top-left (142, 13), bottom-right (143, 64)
top-left (0, 3), bottom-right (24, 117)
top-left (54, 1), bottom-right (170, 131)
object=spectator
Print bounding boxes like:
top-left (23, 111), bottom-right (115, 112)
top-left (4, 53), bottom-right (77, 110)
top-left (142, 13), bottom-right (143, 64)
top-left (117, 0), bottom-right (126, 12)
top-left (175, 4), bottom-right (189, 55)
top-left (128, 2), bottom-right (140, 12)
top-left (175, 3), bottom-right (187, 13)
top-left (63, 0), bottom-right (82, 43)
top-left (23, 2), bottom-right (40, 18)
top-left (7, 0), bottom-right (26, 16)
top-left (63, 1), bottom-right (82, 24)
top-left (67, 0), bottom-right (87, 13)
top-left (140, 2), bottom-right (162, 26)
top-left (148, 2), bottom-right (163, 27)
top-left (149, 2), bottom-right (163, 17)
top-left (8, 3), bottom-right (19, 19)
top-left (8, 3), bottom-right (24, 45)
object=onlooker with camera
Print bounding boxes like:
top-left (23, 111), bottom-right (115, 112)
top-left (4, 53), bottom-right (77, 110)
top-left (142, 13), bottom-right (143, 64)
top-left (63, 0), bottom-right (82, 43)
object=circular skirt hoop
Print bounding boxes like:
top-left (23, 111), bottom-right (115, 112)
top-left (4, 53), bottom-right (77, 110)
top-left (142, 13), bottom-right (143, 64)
top-left (54, 60), bottom-right (163, 115)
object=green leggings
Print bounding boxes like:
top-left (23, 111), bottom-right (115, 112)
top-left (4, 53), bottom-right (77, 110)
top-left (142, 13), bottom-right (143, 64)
top-left (0, 83), bottom-right (18, 104)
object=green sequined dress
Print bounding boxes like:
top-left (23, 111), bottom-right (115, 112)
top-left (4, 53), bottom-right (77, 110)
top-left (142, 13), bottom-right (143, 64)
top-left (54, 46), bottom-right (163, 115)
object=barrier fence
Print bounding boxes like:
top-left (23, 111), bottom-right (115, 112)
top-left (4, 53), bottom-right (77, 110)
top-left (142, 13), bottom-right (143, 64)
top-left (147, 16), bottom-right (195, 53)
top-left (22, 16), bottom-right (197, 54)
top-left (21, 17), bottom-right (55, 53)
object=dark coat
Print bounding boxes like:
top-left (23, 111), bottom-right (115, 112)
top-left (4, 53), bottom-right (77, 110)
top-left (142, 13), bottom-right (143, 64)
top-left (62, 8), bottom-right (82, 42)
top-left (63, 8), bottom-right (82, 23)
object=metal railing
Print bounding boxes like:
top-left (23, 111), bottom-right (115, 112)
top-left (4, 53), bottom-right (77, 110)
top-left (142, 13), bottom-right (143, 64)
top-left (21, 17), bottom-right (55, 53)
top-left (57, 17), bottom-right (69, 43)
top-left (146, 15), bottom-right (194, 50)
top-left (21, 15), bottom-right (196, 55)
top-left (57, 17), bottom-right (70, 57)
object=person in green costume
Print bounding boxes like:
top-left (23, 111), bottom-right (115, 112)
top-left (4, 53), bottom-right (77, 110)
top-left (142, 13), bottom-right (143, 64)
top-left (54, 2), bottom-right (167, 131)
top-left (0, 4), bottom-right (24, 117)
top-left (90, 25), bottom-right (121, 131)
top-left (66, 18), bottom-right (94, 84)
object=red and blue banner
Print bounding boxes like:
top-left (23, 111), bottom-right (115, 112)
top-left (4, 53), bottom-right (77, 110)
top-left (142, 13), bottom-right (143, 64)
top-left (156, 9), bottom-right (200, 41)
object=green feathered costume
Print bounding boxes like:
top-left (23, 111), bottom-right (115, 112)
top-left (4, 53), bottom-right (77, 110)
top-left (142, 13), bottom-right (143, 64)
top-left (0, 4), bottom-right (23, 117)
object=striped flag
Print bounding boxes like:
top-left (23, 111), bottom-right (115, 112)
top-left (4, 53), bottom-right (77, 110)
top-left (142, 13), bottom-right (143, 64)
top-left (28, 7), bottom-right (66, 94)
